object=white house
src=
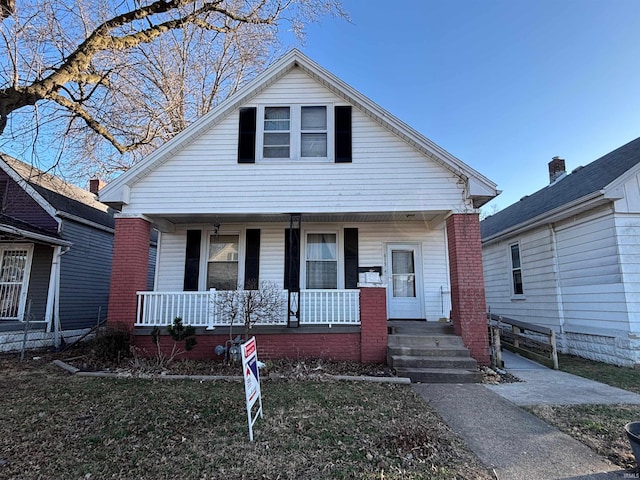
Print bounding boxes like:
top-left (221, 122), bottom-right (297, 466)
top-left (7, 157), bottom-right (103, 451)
top-left (99, 50), bottom-right (498, 364)
top-left (481, 138), bottom-right (640, 367)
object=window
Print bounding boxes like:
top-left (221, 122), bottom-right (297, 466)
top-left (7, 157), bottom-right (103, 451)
top-left (306, 233), bottom-right (337, 289)
top-left (301, 106), bottom-right (327, 157)
top-left (207, 235), bottom-right (239, 290)
top-left (510, 243), bottom-right (523, 295)
top-left (261, 105), bottom-right (329, 160)
top-left (263, 107), bottom-right (290, 158)
top-left (0, 245), bottom-right (32, 320)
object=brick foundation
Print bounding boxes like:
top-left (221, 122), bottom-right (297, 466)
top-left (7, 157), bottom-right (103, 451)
top-left (446, 214), bottom-right (489, 365)
top-left (107, 217), bottom-right (151, 331)
top-left (134, 332), bottom-right (362, 362)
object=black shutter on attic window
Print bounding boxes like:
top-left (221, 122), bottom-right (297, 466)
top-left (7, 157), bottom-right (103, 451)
top-left (238, 107), bottom-right (256, 163)
top-left (244, 229), bottom-right (261, 290)
top-left (284, 228), bottom-right (300, 291)
top-left (334, 105), bottom-right (352, 163)
top-left (183, 230), bottom-right (201, 291)
top-left (344, 228), bottom-right (359, 288)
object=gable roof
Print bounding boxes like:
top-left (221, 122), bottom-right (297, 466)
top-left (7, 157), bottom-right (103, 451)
top-left (99, 49), bottom-right (498, 207)
top-left (481, 136), bottom-right (640, 241)
top-left (0, 154), bottom-right (115, 230)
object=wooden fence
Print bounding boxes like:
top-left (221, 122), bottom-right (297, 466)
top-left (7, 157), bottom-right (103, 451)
top-left (487, 313), bottom-right (559, 369)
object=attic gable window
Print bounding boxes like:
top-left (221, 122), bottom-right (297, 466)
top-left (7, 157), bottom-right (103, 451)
top-left (239, 105), bottom-right (351, 163)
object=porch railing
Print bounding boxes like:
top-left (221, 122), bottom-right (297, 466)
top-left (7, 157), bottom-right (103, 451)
top-left (136, 289), bottom-right (360, 328)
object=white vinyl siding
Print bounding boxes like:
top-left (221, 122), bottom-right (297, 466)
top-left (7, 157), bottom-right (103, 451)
top-left (154, 220), bottom-right (450, 321)
top-left (615, 212), bottom-right (640, 334)
top-left (124, 69), bottom-right (468, 216)
top-left (483, 205), bottom-right (632, 336)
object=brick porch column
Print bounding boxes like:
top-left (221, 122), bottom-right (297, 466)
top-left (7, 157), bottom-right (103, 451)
top-left (359, 287), bottom-right (388, 363)
top-left (107, 217), bottom-right (151, 330)
top-left (446, 213), bottom-right (489, 365)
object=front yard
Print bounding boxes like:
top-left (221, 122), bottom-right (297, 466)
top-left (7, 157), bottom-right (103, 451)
top-left (0, 357), bottom-right (491, 480)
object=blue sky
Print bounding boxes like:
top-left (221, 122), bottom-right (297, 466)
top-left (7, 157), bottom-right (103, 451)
top-left (291, 0), bottom-right (640, 211)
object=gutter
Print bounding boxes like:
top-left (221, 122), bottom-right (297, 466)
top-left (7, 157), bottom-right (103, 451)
top-left (0, 224), bottom-right (72, 247)
top-left (55, 210), bottom-right (115, 234)
top-left (482, 190), bottom-right (608, 246)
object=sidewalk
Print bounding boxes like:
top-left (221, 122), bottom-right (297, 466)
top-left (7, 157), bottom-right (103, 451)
top-left (413, 352), bottom-right (640, 479)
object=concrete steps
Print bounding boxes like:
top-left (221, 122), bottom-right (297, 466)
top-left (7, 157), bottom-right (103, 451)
top-left (387, 321), bottom-right (482, 383)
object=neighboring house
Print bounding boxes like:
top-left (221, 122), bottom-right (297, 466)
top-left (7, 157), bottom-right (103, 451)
top-left (0, 155), bottom-right (156, 352)
top-left (99, 50), bottom-right (498, 364)
top-left (481, 138), bottom-right (640, 367)
top-left (0, 155), bottom-right (119, 351)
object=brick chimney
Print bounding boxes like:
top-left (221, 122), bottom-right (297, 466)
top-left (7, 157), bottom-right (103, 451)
top-left (548, 156), bottom-right (566, 183)
top-left (89, 178), bottom-right (105, 194)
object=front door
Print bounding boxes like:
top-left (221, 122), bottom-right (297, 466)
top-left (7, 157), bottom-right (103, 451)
top-left (386, 244), bottom-right (423, 319)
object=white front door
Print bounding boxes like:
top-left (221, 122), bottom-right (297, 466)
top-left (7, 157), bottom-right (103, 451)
top-left (386, 243), bottom-right (424, 319)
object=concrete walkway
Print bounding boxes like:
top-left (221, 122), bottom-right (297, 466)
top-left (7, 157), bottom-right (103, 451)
top-left (413, 352), bottom-right (640, 479)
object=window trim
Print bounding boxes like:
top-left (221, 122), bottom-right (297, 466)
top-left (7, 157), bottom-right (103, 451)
top-left (509, 241), bottom-right (524, 298)
top-left (300, 228), bottom-right (343, 289)
top-left (256, 104), bottom-right (334, 162)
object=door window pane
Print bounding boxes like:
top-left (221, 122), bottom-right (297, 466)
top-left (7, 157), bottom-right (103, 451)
top-left (306, 233), bottom-right (337, 289)
top-left (207, 235), bottom-right (239, 290)
top-left (391, 250), bottom-right (416, 297)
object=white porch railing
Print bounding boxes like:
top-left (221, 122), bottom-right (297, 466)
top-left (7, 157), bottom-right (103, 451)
top-left (136, 289), bottom-right (360, 327)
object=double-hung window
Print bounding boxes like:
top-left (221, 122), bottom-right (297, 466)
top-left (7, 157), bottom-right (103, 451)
top-left (301, 106), bottom-right (327, 157)
top-left (306, 233), bottom-right (337, 289)
top-left (263, 107), bottom-right (291, 158)
top-left (510, 242), bottom-right (524, 296)
top-left (261, 105), bottom-right (329, 160)
top-left (207, 235), bottom-right (239, 290)
top-left (0, 245), bottom-right (33, 320)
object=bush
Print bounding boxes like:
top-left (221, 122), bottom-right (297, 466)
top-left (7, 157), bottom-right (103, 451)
top-left (93, 328), bottom-right (131, 363)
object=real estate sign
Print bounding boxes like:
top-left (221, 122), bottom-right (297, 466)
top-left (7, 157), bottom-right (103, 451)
top-left (241, 336), bottom-right (262, 441)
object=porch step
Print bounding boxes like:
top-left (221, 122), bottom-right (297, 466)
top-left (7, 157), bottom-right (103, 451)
top-left (387, 333), bottom-right (465, 348)
top-left (387, 321), bottom-right (481, 384)
top-left (389, 355), bottom-right (478, 370)
top-left (387, 345), bottom-right (472, 358)
top-left (394, 367), bottom-right (483, 384)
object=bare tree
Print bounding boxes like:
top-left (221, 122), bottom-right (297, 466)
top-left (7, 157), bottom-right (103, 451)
top-left (0, 0), bottom-right (347, 177)
top-left (214, 281), bottom-right (285, 342)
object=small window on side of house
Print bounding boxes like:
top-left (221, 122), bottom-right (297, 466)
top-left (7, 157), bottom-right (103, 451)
top-left (510, 243), bottom-right (524, 296)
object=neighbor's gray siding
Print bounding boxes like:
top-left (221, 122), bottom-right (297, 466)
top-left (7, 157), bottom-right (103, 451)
top-left (25, 244), bottom-right (53, 322)
top-left (59, 220), bottom-right (114, 329)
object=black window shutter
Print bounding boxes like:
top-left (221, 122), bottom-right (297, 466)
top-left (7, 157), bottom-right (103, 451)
top-left (344, 228), bottom-right (359, 288)
top-left (238, 107), bottom-right (256, 163)
top-left (183, 229), bottom-right (201, 291)
top-left (334, 105), bottom-right (352, 163)
top-left (284, 228), bottom-right (300, 291)
top-left (244, 229), bottom-right (261, 289)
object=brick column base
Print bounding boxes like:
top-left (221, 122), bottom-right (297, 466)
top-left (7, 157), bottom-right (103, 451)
top-left (446, 214), bottom-right (489, 365)
top-left (360, 287), bottom-right (388, 363)
top-left (107, 217), bottom-right (151, 331)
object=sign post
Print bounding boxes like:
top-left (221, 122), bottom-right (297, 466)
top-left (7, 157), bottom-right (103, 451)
top-left (241, 336), bottom-right (262, 441)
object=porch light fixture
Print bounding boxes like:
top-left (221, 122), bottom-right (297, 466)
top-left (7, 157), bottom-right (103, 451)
top-left (213, 222), bottom-right (220, 241)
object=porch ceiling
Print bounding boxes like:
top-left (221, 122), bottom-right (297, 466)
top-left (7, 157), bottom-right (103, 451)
top-left (145, 211), bottom-right (450, 230)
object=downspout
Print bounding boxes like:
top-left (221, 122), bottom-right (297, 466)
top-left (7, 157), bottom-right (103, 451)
top-left (549, 224), bottom-right (567, 351)
top-left (45, 245), bottom-right (70, 349)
